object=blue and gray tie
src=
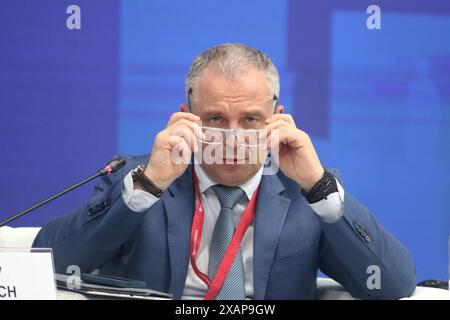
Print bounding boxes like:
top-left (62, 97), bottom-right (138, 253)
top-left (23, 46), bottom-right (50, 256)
top-left (208, 185), bottom-right (246, 300)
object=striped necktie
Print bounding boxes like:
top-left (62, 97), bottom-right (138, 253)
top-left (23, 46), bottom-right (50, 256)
top-left (208, 185), bottom-right (246, 300)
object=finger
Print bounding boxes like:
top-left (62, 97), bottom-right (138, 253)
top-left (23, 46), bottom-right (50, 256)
top-left (166, 135), bottom-right (186, 150)
top-left (170, 138), bottom-right (191, 165)
top-left (167, 112), bottom-right (201, 126)
top-left (169, 126), bottom-right (198, 153)
top-left (265, 121), bottom-right (309, 149)
top-left (265, 113), bottom-right (296, 126)
top-left (275, 127), bottom-right (308, 149)
top-left (168, 133), bottom-right (195, 153)
top-left (169, 119), bottom-right (204, 139)
top-left (265, 119), bottom-right (293, 132)
top-left (264, 126), bottom-right (305, 148)
top-left (266, 113), bottom-right (295, 124)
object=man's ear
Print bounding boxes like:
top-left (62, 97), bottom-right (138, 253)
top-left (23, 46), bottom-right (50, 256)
top-left (180, 103), bottom-right (189, 112)
top-left (275, 105), bottom-right (284, 114)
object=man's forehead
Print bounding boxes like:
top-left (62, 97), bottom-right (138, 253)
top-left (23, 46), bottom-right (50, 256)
top-left (195, 68), bottom-right (271, 102)
top-left (199, 104), bottom-right (271, 116)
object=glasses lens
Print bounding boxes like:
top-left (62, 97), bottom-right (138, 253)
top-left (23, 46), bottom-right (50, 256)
top-left (198, 127), bottom-right (266, 147)
top-left (199, 127), bottom-right (224, 145)
top-left (236, 129), bottom-right (265, 147)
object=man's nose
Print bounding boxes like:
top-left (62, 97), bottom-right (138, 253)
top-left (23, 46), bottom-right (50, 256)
top-left (224, 132), bottom-right (238, 146)
top-left (227, 119), bottom-right (241, 131)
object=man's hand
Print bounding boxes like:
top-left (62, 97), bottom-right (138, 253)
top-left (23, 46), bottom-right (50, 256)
top-left (142, 112), bottom-right (202, 190)
top-left (265, 114), bottom-right (324, 191)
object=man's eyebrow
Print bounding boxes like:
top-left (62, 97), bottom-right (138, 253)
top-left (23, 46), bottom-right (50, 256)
top-left (199, 109), bottom-right (225, 117)
top-left (199, 108), bottom-right (267, 118)
top-left (241, 110), bottom-right (266, 118)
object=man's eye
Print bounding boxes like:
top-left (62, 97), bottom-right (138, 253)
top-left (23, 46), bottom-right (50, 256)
top-left (208, 116), bottom-right (222, 123)
top-left (246, 117), bottom-right (257, 124)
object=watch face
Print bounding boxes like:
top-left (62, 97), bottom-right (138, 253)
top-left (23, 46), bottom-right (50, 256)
top-left (132, 165), bottom-right (144, 176)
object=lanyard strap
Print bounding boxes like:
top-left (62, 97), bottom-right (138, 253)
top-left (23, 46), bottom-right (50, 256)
top-left (190, 171), bottom-right (259, 300)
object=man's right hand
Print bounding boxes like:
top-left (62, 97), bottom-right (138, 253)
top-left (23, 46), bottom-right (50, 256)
top-left (141, 112), bottom-right (202, 191)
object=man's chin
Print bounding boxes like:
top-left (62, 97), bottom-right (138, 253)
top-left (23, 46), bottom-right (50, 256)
top-left (202, 163), bottom-right (258, 186)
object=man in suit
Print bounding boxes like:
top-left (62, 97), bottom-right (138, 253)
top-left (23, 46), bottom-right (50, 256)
top-left (33, 43), bottom-right (416, 300)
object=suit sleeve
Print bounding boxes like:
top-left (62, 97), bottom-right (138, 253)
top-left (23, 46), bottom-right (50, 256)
top-left (318, 169), bottom-right (416, 299)
top-left (32, 156), bottom-right (148, 274)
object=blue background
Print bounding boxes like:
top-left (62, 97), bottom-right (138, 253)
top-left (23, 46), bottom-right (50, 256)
top-left (1, 0), bottom-right (449, 282)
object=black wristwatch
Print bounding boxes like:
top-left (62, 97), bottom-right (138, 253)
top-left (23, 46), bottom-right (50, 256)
top-left (131, 165), bottom-right (164, 198)
top-left (301, 169), bottom-right (338, 204)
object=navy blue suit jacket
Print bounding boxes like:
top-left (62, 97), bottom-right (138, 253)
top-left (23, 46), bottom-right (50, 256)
top-left (33, 155), bottom-right (416, 299)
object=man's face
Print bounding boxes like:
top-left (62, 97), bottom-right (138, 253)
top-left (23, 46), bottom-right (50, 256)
top-left (187, 67), bottom-right (279, 186)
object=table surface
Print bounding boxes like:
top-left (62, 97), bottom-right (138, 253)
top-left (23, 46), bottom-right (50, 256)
top-left (56, 286), bottom-right (450, 300)
top-left (316, 278), bottom-right (450, 300)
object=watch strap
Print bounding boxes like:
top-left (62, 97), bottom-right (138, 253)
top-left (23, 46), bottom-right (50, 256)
top-left (301, 169), bottom-right (338, 204)
top-left (131, 165), bottom-right (164, 198)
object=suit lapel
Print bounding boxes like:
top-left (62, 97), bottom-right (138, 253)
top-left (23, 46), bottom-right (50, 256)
top-left (253, 173), bottom-right (291, 299)
top-left (163, 166), bottom-right (195, 299)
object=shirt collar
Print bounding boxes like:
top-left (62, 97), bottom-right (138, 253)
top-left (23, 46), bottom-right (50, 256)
top-left (193, 163), bottom-right (263, 200)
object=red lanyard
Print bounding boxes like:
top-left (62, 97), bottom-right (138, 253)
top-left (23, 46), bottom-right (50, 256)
top-left (190, 170), bottom-right (259, 300)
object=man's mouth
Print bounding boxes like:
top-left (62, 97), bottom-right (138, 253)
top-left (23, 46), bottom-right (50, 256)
top-left (222, 158), bottom-right (245, 164)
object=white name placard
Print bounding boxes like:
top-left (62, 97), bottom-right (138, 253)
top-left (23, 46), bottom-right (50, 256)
top-left (0, 248), bottom-right (57, 300)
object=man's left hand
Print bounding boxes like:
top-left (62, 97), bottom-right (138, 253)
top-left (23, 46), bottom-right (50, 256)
top-left (265, 114), bottom-right (324, 191)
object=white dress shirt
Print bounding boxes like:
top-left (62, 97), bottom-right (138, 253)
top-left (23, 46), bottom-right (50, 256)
top-left (122, 164), bottom-right (345, 299)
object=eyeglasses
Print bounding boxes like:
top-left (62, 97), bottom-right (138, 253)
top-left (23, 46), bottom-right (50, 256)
top-left (198, 126), bottom-right (267, 148)
top-left (188, 88), bottom-right (278, 148)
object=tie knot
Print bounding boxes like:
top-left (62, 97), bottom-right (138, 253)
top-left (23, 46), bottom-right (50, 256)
top-left (212, 185), bottom-right (245, 209)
